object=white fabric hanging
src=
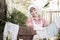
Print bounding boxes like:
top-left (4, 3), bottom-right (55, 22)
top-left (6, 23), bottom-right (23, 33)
top-left (46, 21), bottom-right (58, 38)
top-left (46, 16), bottom-right (60, 38)
top-left (33, 20), bottom-right (48, 40)
top-left (3, 22), bottom-right (19, 40)
top-left (54, 16), bottom-right (60, 28)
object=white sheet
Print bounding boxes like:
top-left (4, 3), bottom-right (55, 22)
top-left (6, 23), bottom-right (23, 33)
top-left (3, 22), bottom-right (19, 40)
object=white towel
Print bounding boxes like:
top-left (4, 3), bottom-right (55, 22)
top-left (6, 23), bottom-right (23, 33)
top-left (3, 22), bottom-right (19, 40)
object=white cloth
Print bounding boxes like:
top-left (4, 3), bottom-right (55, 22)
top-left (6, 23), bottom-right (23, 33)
top-left (33, 20), bottom-right (45, 30)
top-left (54, 17), bottom-right (60, 28)
top-left (46, 22), bottom-right (58, 38)
top-left (3, 22), bottom-right (19, 40)
top-left (33, 20), bottom-right (48, 40)
top-left (46, 17), bottom-right (60, 38)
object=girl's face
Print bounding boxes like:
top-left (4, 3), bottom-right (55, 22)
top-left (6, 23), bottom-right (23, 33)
top-left (30, 7), bottom-right (37, 17)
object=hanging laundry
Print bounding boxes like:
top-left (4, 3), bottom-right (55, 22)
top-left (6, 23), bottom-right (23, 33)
top-left (46, 16), bottom-right (60, 38)
top-left (3, 22), bottom-right (19, 40)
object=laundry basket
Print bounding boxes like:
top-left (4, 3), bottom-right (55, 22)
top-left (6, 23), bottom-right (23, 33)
top-left (17, 27), bottom-right (36, 40)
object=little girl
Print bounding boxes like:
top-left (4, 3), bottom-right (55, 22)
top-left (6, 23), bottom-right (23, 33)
top-left (26, 5), bottom-right (48, 40)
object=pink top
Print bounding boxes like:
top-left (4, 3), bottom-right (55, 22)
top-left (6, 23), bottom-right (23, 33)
top-left (26, 17), bottom-right (46, 29)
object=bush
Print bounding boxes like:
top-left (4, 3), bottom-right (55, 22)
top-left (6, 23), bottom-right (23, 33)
top-left (7, 9), bottom-right (28, 27)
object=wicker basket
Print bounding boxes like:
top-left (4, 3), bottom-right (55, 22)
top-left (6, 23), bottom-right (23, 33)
top-left (17, 27), bottom-right (36, 40)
